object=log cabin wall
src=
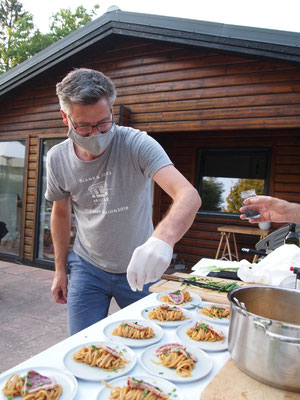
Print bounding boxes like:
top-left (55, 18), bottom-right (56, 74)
top-left (0, 37), bottom-right (299, 267)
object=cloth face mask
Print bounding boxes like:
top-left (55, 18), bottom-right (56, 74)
top-left (68, 123), bottom-right (116, 155)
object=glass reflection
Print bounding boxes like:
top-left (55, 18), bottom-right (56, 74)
top-left (0, 141), bottom-right (26, 255)
top-left (38, 138), bottom-right (76, 261)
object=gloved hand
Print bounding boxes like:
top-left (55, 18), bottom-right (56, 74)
top-left (127, 237), bottom-right (173, 291)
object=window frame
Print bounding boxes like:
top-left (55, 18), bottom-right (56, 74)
top-left (195, 146), bottom-right (272, 219)
top-left (34, 137), bottom-right (66, 267)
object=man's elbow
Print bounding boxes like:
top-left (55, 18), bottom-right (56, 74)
top-left (186, 186), bottom-right (201, 211)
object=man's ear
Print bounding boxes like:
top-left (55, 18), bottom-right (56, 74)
top-left (60, 110), bottom-right (69, 127)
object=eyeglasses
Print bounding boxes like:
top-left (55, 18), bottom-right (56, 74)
top-left (68, 113), bottom-right (114, 136)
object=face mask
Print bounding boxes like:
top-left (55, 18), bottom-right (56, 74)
top-left (68, 123), bottom-right (116, 156)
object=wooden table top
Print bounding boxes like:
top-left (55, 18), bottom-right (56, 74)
top-left (218, 225), bottom-right (270, 236)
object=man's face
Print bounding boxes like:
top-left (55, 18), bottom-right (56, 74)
top-left (62, 97), bottom-right (113, 137)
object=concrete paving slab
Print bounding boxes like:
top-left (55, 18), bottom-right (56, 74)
top-left (0, 261), bottom-right (121, 373)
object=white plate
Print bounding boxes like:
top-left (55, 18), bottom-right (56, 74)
top-left (96, 375), bottom-right (184, 400)
top-left (63, 341), bottom-right (136, 381)
top-left (196, 303), bottom-right (230, 325)
top-left (141, 305), bottom-right (194, 327)
top-left (156, 290), bottom-right (202, 309)
top-left (0, 366), bottom-right (78, 400)
top-left (140, 343), bottom-right (213, 383)
top-left (103, 319), bottom-right (163, 347)
top-left (175, 321), bottom-right (228, 351)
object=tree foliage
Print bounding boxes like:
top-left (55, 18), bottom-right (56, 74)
top-left (224, 178), bottom-right (264, 213)
top-left (49, 5), bottom-right (99, 41)
top-left (201, 178), bottom-right (224, 212)
top-left (0, 0), bottom-right (100, 75)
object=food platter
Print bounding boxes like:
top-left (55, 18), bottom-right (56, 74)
top-left (63, 341), bottom-right (136, 381)
top-left (0, 366), bottom-right (78, 400)
top-left (96, 375), bottom-right (184, 400)
top-left (103, 319), bottom-right (164, 347)
top-left (156, 291), bottom-right (202, 309)
top-left (141, 305), bottom-right (194, 327)
top-left (140, 343), bottom-right (213, 382)
top-left (175, 321), bottom-right (228, 351)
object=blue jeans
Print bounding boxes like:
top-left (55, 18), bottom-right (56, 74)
top-left (66, 251), bottom-right (153, 335)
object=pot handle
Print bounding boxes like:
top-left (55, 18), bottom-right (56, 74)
top-left (253, 319), bottom-right (300, 344)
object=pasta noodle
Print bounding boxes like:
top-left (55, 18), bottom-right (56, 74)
top-left (2, 373), bottom-right (62, 400)
top-left (160, 290), bottom-right (192, 305)
top-left (186, 321), bottom-right (225, 342)
top-left (148, 304), bottom-right (187, 322)
top-left (201, 305), bottom-right (230, 320)
top-left (73, 344), bottom-right (128, 371)
top-left (153, 344), bottom-right (196, 377)
top-left (112, 321), bottom-right (155, 339)
top-left (102, 377), bottom-right (169, 400)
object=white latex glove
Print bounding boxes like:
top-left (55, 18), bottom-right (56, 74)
top-left (127, 237), bottom-right (173, 291)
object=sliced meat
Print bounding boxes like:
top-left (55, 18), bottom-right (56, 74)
top-left (167, 291), bottom-right (184, 304)
top-left (192, 321), bottom-right (225, 339)
top-left (24, 370), bottom-right (56, 394)
top-left (159, 304), bottom-right (181, 311)
top-left (94, 344), bottom-right (120, 359)
top-left (121, 321), bottom-right (148, 330)
top-left (127, 377), bottom-right (166, 398)
top-left (155, 343), bottom-right (197, 362)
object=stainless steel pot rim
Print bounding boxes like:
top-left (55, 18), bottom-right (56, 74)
top-left (228, 285), bottom-right (300, 330)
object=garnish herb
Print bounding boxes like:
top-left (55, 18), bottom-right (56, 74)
top-left (92, 345), bottom-right (99, 352)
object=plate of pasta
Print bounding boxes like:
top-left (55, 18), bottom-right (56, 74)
top-left (156, 290), bottom-right (201, 309)
top-left (103, 319), bottom-right (163, 347)
top-left (62, 341), bottom-right (136, 381)
top-left (96, 375), bottom-right (184, 400)
top-left (140, 342), bottom-right (213, 383)
top-left (175, 320), bottom-right (228, 351)
top-left (0, 366), bottom-right (77, 400)
top-left (196, 303), bottom-right (230, 325)
top-left (141, 304), bottom-right (194, 327)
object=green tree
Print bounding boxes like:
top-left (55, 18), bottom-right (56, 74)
top-left (201, 177), bottom-right (224, 212)
top-left (225, 178), bottom-right (264, 213)
top-left (49, 5), bottom-right (99, 41)
top-left (0, 1), bottom-right (100, 75)
top-left (0, 0), bottom-right (35, 73)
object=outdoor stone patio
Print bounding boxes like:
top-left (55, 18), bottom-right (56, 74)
top-left (0, 261), bottom-right (120, 373)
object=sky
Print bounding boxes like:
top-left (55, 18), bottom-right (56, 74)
top-left (21, 0), bottom-right (300, 34)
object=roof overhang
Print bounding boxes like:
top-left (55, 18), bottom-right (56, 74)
top-left (1, 9), bottom-right (300, 97)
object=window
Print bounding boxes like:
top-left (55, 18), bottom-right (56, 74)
top-left (37, 138), bottom-right (76, 262)
top-left (195, 148), bottom-right (271, 217)
top-left (0, 140), bottom-right (26, 255)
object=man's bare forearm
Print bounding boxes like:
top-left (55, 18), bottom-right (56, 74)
top-left (50, 199), bottom-right (71, 274)
top-left (152, 186), bottom-right (201, 247)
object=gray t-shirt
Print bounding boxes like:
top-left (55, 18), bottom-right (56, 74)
top-left (45, 125), bottom-right (172, 273)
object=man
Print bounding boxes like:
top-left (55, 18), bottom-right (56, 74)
top-left (46, 68), bottom-right (201, 335)
top-left (240, 195), bottom-right (300, 224)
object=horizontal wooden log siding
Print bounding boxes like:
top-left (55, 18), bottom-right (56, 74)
top-left (153, 130), bottom-right (300, 267)
top-left (0, 37), bottom-right (299, 264)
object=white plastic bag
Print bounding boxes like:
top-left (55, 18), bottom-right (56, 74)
top-left (237, 244), bottom-right (300, 285)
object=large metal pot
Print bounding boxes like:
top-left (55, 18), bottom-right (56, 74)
top-left (228, 286), bottom-right (300, 392)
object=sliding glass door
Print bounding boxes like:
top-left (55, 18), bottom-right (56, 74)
top-left (0, 140), bottom-right (26, 255)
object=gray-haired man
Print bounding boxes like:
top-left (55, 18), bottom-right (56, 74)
top-left (45, 68), bottom-right (201, 335)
